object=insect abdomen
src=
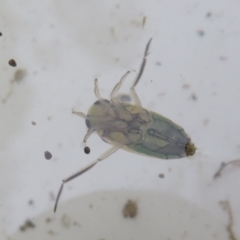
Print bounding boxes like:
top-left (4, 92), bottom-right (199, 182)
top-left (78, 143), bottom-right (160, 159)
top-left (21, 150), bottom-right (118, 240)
top-left (129, 111), bottom-right (195, 159)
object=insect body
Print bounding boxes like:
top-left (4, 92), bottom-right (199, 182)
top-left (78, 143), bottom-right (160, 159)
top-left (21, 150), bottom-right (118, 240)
top-left (54, 38), bottom-right (196, 212)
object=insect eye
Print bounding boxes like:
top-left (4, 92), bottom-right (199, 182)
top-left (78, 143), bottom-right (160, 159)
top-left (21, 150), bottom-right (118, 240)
top-left (84, 146), bottom-right (90, 154)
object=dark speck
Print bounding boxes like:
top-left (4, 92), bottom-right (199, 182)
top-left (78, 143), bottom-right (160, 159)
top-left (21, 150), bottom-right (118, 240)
top-left (197, 30), bottom-right (205, 37)
top-left (44, 151), bottom-right (52, 160)
top-left (159, 173), bottom-right (165, 178)
top-left (0, 32), bottom-right (2, 36)
top-left (191, 93), bottom-right (197, 101)
top-left (8, 59), bottom-right (17, 67)
top-left (84, 146), bottom-right (90, 154)
top-left (206, 12), bottom-right (212, 18)
top-left (19, 220), bottom-right (35, 232)
top-left (31, 121), bottom-right (36, 126)
top-left (104, 99), bottom-right (110, 103)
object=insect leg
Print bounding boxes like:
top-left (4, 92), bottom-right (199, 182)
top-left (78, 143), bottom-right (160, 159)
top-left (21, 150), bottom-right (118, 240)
top-left (72, 110), bottom-right (86, 119)
top-left (110, 71), bottom-right (131, 100)
top-left (83, 128), bottom-right (94, 145)
top-left (130, 38), bottom-right (152, 108)
top-left (94, 78), bottom-right (101, 99)
top-left (54, 142), bottom-right (125, 212)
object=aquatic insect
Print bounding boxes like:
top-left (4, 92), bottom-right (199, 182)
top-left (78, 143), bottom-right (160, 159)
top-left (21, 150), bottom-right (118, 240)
top-left (54, 38), bottom-right (196, 212)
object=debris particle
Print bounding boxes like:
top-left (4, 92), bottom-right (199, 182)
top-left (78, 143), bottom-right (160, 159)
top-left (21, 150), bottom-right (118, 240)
top-left (13, 69), bottom-right (27, 82)
top-left (28, 199), bottom-right (34, 205)
top-left (47, 230), bottom-right (56, 235)
top-left (206, 12), bottom-right (212, 18)
top-left (19, 220), bottom-right (35, 231)
top-left (0, 32), bottom-right (2, 36)
top-left (123, 200), bottom-right (138, 218)
top-left (44, 151), bottom-right (52, 160)
top-left (31, 121), bottom-right (36, 126)
top-left (191, 93), bottom-right (197, 101)
top-left (142, 16), bottom-right (147, 28)
top-left (45, 217), bottom-right (52, 223)
top-left (49, 191), bottom-right (55, 201)
top-left (89, 203), bottom-right (93, 209)
top-left (182, 83), bottom-right (190, 89)
top-left (84, 146), bottom-right (90, 154)
top-left (1, 69), bottom-right (27, 103)
top-left (219, 56), bottom-right (228, 61)
top-left (213, 159), bottom-right (240, 179)
top-left (203, 119), bottom-right (210, 126)
top-left (8, 59), bottom-right (17, 67)
top-left (61, 214), bottom-right (71, 228)
top-left (197, 30), bottom-right (205, 37)
top-left (219, 200), bottom-right (237, 240)
top-left (156, 61), bottom-right (161, 66)
top-left (159, 173), bottom-right (165, 178)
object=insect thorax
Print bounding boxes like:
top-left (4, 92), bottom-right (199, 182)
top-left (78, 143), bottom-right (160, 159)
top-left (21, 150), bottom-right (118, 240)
top-left (85, 99), bottom-right (150, 145)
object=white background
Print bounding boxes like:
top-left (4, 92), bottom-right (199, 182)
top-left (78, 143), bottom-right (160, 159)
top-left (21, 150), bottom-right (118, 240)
top-left (0, 0), bottom-right (240, 239)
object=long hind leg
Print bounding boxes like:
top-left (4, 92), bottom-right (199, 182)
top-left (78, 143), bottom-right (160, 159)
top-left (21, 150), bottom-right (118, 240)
top-left (54, 142), bottom-right (125, 212)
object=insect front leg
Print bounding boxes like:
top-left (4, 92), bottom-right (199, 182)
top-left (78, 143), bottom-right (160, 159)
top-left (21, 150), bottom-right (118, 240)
top-left (54, 142), bottom-right (125, 212)
top-left (72, 110), bottom-right (86, 118)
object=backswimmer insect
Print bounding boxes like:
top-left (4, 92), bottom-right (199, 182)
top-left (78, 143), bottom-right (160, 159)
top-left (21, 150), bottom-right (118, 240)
top-left (54, 38), bottom-right (196, 212)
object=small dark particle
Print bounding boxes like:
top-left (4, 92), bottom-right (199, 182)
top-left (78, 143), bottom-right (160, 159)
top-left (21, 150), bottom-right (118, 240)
top-left (45, 217), bottom-right (52, 223)
top-left (28, 199), bottom-right (34, 205)
top-left (19, 220), bottom-right (35, 231)
top-left (44, 151), bottom-right (52, 160)
top-left (31, 121), bottom-right (36, 126)
top-left (182, 83), bottom-right (190, 89)
top-left (123, 200), bottom-right (138, 218)
top-left (142, 16), bottom-right (147, 28)
top-left (206, 12), bottom-right (212, 18)
top-left (219, 56), bottom-right (228, 61)
top-left (203, 119), bottom-right (210, 126)
top-left (0, 32), bottom-right (2, 36)
top-left (159, 173), bottom-right (165, 178)
top-left (8, 59), bottom-right (17, 67)
top-left (156, 61), bottom-right (161, 66)
top-left (191, 93), bottom-right (197, 101)
top-left (84, 146), bottom-right (90, 154)
top-left (197, 30), bottom-right (205, 37)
